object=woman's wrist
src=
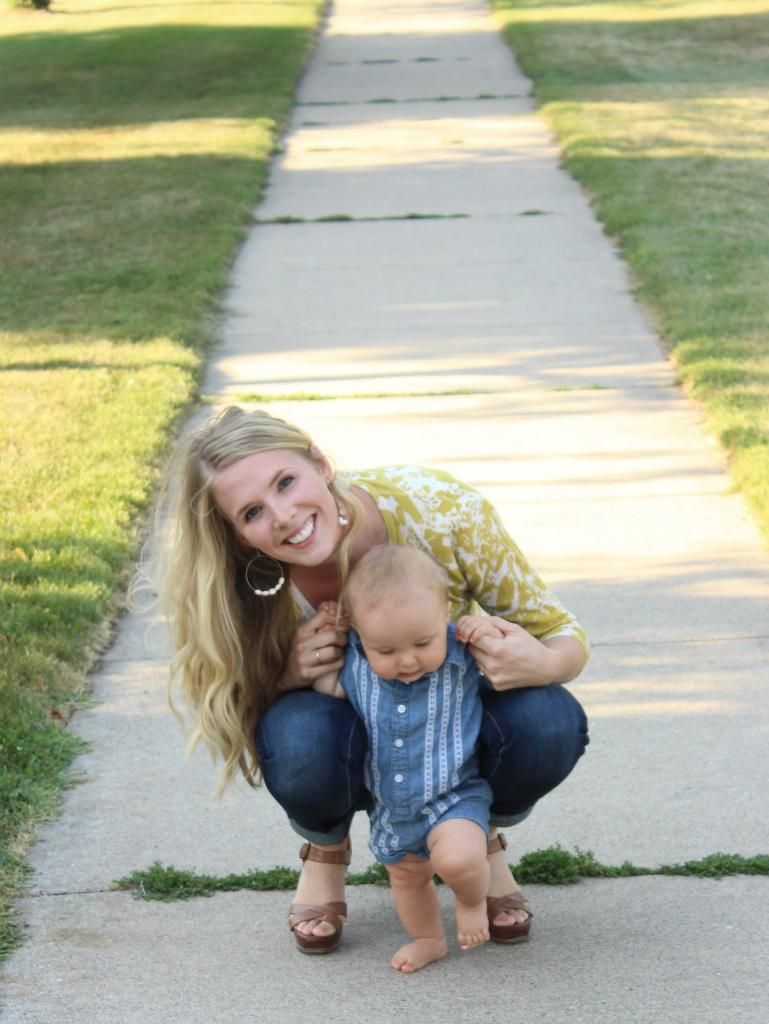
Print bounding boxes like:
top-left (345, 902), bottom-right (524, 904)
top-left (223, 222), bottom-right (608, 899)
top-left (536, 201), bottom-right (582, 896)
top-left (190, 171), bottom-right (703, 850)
top-left (541, 636), bottom-right (587, 684)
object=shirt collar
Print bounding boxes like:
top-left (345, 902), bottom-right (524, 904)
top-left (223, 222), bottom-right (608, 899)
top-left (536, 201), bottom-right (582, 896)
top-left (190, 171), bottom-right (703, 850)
top-left (444, 622), bottom-right (468, 668)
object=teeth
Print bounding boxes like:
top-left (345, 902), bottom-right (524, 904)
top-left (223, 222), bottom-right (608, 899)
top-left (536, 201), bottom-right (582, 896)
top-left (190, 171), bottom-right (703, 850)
top-left (286, 517), bottom-right (314, 545)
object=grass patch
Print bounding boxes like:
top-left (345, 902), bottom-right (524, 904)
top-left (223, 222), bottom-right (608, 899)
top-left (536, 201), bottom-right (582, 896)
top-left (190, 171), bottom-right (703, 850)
top-left (115, 845), bottom-right (769, 900)
top-left (0, 0), bottom-right (325, 958)
top-left (493, 0), bottom-right (769, 541)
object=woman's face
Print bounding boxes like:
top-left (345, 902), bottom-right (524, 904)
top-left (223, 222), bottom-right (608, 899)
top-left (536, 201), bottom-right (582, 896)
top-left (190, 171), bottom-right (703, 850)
top-left (210, 447), bottom-right (343, 567)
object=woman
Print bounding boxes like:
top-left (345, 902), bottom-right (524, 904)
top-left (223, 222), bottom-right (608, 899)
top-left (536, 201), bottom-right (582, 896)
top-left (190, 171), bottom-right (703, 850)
top-left (164, 405), bottom-right (589, 955)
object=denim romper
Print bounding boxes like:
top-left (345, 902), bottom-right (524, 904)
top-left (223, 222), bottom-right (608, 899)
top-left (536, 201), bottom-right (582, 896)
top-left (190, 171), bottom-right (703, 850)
top-left (339, 625), bottom-right (492, 864)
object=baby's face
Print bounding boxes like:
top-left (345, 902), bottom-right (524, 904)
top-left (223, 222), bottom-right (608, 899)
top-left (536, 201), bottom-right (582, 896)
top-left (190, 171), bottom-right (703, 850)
top-left (354, 588), bottom-right (448, 684)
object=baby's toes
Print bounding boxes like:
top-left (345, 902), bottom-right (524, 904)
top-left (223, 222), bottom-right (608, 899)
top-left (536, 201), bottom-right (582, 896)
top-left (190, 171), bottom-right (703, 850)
top-left (459, 928), bottom-right (490, 950)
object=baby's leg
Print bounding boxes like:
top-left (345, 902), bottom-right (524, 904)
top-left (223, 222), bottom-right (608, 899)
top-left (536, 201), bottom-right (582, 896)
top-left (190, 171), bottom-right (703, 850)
top-left (386, 855), bottom-right (448, 974)
top-left (427, 819), bottom-right (490, 950)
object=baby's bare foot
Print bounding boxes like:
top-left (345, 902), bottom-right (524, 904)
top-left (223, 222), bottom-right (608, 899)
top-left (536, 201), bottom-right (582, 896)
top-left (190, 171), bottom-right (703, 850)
top-left (456, 899), bottom-right (490, 950)
top-left (391, 937), bottom-right (448, 974)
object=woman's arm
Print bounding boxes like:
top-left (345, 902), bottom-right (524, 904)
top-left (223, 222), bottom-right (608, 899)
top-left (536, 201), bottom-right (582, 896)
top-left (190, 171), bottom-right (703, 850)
top-left (450, 487), bottom-right (590, 689)
top-left (466, 618), bottom-right (587, 690)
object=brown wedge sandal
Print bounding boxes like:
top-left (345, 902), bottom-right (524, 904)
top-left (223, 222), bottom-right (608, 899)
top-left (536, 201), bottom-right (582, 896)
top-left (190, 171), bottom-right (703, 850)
top-left (486, 832), bottom-right (533, 944)
top-left (288, 839), bottom-right (351, 955)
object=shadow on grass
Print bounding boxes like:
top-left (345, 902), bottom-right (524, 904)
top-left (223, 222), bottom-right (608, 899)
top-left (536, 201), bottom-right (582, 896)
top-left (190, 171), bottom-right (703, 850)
top-left (0, 23), bottom-right (315, 129)
top-left (1, 358), bottom-right (197, 371)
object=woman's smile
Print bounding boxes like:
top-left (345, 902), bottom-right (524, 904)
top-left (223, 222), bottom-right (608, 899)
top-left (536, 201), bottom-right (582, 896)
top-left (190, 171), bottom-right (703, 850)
top-left (285, 515), bottom-right (316, 547)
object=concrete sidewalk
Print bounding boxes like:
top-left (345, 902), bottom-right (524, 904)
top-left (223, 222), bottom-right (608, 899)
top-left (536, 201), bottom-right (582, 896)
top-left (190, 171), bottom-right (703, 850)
top-left (3, 0), bottom-right (768, 1020)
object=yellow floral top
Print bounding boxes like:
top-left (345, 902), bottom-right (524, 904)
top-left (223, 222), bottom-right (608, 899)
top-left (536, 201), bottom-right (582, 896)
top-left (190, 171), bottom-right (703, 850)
top-left (347, 465), bottom-right (589, 656)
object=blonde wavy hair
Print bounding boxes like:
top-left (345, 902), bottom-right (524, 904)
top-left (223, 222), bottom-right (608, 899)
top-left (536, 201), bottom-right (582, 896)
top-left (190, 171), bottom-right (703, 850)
top-left (162, 406), bottom-right (364, 793)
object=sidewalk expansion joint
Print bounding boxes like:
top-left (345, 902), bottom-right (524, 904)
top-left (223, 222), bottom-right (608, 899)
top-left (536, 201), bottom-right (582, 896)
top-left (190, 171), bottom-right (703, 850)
top-left (202, 387), bottom-right (493, 405)
top-left (24, 886), bottom-right (115, 900)
top-left (297, 93), bottom-right (527, 107)
top-left (593, 634), bottom-right (769, 648)
top-left (252, 211), bottom-right (558, 226)
top-left (323, 58), bottom-right (453, 66)
top-left (253, 213), bottom-right (470, 225)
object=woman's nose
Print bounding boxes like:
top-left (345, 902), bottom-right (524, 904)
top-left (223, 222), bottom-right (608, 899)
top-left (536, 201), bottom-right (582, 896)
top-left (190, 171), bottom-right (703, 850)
top-left (271, 498), bottom-right (294, 529)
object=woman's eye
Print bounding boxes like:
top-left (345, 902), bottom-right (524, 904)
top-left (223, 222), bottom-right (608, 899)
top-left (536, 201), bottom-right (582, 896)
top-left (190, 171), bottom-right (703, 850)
top-left (244, 506), bottom-right (261, 522)
top-left (278, 474), bottom-right (295, 490)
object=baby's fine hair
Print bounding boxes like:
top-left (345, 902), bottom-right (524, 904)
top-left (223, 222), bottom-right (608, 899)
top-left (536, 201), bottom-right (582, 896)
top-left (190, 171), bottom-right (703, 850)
top-left (343, 544), bottom-right (448, 623)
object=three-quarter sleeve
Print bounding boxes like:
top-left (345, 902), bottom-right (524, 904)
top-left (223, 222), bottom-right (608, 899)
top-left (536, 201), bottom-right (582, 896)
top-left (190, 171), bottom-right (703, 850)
top-left (349, 465), bottom-right (590, 659)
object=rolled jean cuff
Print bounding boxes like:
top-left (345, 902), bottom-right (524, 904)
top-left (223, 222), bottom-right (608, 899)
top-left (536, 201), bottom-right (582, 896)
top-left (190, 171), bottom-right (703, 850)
top-left (489, 805), bottom-right (533, 829)
top-left (288, 815), bottom-right (351, 846)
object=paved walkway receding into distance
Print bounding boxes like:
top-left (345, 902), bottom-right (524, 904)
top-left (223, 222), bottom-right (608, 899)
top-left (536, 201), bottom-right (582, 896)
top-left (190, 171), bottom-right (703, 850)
top-left (3, 1), bottom-right (768, 1021)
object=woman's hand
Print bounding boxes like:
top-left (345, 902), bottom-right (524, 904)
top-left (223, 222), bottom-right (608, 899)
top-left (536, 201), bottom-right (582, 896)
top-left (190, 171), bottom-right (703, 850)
top-left (459, 616), bottom-right (587, 691)
top-left (280, 602), bottom-right (348, 691)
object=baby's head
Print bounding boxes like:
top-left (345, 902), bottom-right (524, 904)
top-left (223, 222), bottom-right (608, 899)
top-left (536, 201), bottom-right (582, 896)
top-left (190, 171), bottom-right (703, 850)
top-left (343, 545), bottom-right (449, 684)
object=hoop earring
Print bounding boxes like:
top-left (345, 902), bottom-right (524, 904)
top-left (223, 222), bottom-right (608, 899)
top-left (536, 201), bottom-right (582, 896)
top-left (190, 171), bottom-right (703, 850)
top-left (245, 551), bottom-right (286, 597)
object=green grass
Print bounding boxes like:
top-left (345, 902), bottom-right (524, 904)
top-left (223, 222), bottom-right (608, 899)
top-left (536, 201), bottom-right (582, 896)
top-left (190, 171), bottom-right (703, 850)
top-left (0, 0), bottom-right (325, 958)
top-left (114, 846), bottom-right (769, 900)
top-left (493, 0), bottom-right (769, 540)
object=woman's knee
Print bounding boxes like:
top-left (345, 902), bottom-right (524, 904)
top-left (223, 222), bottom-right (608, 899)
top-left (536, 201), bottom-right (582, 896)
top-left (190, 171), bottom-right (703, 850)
top-left (255, 690), bottom-right (367, 805)
top-left (481, 684), bottom-right (588, 761)
top-left (479, 685), bottom-right (589, 806)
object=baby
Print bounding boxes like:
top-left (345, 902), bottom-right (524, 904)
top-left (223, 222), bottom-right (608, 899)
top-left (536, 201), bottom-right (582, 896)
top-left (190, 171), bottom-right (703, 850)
top-left (313, 543), bottom-right (504, 973)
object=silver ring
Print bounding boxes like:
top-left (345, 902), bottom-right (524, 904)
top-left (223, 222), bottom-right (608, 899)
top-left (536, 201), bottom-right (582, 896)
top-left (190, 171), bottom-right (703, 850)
top-left (315, 650), bottom-right (321, 663)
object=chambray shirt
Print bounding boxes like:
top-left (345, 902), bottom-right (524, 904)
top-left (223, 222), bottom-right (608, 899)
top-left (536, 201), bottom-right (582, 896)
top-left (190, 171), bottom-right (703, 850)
top-left (340, 624), bottom-right (492, 862)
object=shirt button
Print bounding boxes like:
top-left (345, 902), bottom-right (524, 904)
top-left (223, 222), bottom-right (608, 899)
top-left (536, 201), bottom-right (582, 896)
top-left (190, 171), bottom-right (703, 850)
top-left (397, 704), bottom-right (406, 714)
top-left (394, 738), bottom-right (404, 748)
top-left (394, 774), bottom-right (404, 783)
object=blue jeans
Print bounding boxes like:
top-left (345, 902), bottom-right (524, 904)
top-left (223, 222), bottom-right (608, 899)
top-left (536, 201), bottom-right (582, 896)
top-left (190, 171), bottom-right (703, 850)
top-left (255, 684), bottom-right (589, 845)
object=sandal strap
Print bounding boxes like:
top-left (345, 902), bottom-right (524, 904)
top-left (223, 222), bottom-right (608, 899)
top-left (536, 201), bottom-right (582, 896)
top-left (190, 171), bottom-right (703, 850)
top-left (298, 839), bottom-right (352, 866)
top-left (288, 901), bottom-right (347, 931)
top-left (486, 891), bottom-right (532, 919)
top-left (487, 831), bottom-right (508, 855)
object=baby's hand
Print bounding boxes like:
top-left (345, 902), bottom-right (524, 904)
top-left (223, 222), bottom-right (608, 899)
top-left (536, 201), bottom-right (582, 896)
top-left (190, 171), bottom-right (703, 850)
top-left (318, 600), bottom-right (351, 630)
top-left (456, 614), bottom-right (505, 645)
